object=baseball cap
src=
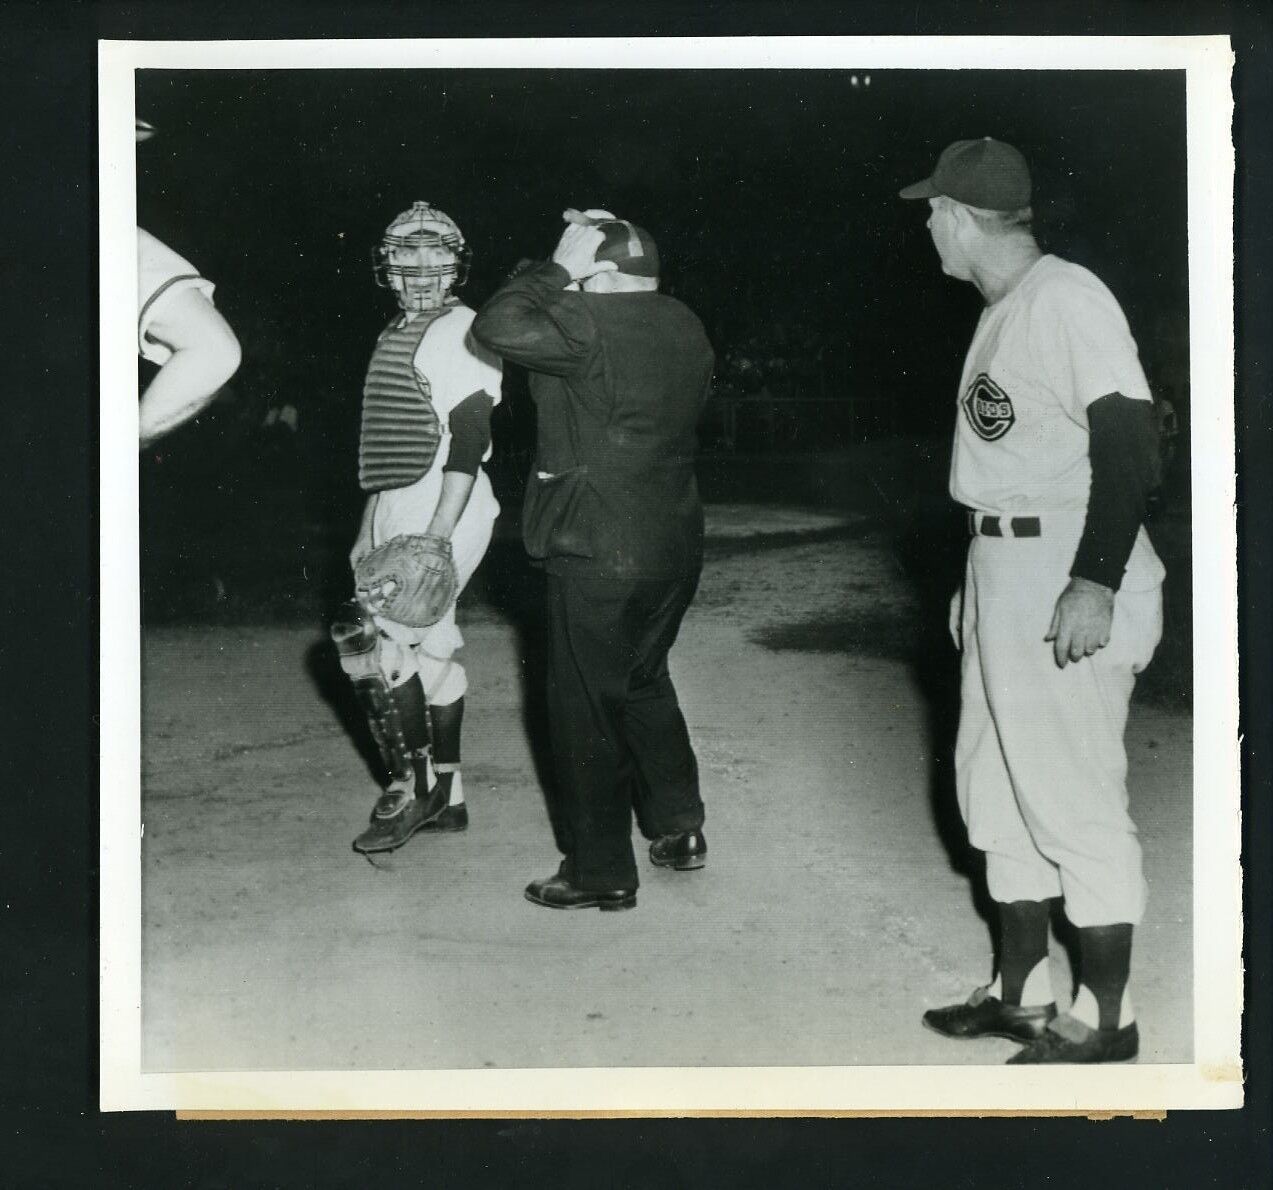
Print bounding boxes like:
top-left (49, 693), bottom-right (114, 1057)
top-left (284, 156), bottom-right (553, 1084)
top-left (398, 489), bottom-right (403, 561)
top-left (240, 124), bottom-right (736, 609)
top-left (899, 138), bottom-right (1032, 211)
top-left (594, 219), bottom-right (660, 277)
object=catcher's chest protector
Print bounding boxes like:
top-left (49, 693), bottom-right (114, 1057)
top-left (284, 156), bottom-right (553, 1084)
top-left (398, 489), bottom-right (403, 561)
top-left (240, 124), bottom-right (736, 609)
top-left (358, 310), bottom-right (447, 492)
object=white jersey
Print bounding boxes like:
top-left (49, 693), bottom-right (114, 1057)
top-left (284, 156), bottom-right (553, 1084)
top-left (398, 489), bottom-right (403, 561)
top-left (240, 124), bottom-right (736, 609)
top-left (137, 228), bottom-right (217, 365)
top-left (372, 302), bottom-right (504, 543)
top-left (949, 255), bottom-right (1165, 935)
top-left (414, 302), bottom-right (502, 468)
top-left (950, 254), bottom-right (1153, 515)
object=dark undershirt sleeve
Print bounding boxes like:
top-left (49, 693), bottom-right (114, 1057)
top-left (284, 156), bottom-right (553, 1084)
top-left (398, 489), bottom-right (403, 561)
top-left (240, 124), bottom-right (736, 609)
top-left (1070, 392), bottom-right (1162, 591)
top-left (443, 390), bottom-right (494, 476)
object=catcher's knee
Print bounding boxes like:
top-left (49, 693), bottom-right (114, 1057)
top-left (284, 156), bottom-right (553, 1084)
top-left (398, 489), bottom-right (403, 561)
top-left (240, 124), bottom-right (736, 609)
top-left (420, 655), bottom-right (467, 705)
top-left (332, 599), bottom-right (375, 652)
top-left (332, 599), bottom-right (421, 687)
top-left (331, 599), bottom-right (383, 681)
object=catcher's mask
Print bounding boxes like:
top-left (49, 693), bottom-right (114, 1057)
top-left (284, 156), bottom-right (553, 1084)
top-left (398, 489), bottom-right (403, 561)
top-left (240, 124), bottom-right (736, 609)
top-left (373, 200), bottom-right (471, 313)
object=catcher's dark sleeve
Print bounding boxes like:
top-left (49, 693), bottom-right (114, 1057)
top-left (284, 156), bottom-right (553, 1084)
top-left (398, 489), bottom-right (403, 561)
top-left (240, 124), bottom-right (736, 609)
top-left (443, 390), bottom-right (494, 476)
top-left (1069, 392), bottom-right (1162, 591)
top-left (471, 261), bottom-right (597, 376)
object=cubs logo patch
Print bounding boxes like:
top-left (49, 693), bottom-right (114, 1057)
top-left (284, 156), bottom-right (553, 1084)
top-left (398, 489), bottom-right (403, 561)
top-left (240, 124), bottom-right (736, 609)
top-left (962, 373), bottom-right (1016, 441)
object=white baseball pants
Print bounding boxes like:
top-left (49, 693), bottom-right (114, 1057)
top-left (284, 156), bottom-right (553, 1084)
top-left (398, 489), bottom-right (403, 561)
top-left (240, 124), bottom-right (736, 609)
top-left (954, 514), bottom-right (1164, 926)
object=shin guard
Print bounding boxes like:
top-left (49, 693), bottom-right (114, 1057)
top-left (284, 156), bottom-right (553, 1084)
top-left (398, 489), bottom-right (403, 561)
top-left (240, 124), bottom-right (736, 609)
top-left (332, 600), bottom-right (414, 786)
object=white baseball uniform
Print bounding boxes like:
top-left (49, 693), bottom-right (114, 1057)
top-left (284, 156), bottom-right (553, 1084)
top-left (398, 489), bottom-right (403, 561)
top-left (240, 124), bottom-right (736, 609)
top-left (367, 302), bottom-right (502, 706)
top-left (952, 254), bottom-right (1164, 927)
top-left (137, 227), bottom-right (216, 363)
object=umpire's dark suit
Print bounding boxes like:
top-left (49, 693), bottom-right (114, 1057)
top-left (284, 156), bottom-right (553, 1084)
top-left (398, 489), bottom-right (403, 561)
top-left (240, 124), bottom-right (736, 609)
top-left (473, 260), bottom-right (713, 890)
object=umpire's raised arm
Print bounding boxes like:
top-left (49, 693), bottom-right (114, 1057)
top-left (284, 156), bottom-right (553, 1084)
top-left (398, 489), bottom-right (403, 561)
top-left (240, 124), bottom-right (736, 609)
top-left (471, 262), bottom-right (595, 375)
top-left (472, 216), bottom-right (619, 374)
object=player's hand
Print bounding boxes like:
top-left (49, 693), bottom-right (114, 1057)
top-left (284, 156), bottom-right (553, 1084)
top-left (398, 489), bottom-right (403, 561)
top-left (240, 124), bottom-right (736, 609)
top-left (1045, 577), bottom-right (1115, 668)
top-left (948, 588), bottom-right (964, 651)
top-left (552, 218), bottom-right (618, 282)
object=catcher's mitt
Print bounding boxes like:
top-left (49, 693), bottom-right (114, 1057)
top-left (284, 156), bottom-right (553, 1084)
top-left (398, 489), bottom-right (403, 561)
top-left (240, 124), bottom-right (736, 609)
top-left (354, 533), bottom-right (458, 628)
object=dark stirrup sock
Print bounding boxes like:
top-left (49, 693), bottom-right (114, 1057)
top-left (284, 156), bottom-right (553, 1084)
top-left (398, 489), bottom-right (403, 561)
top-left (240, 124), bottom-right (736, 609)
top-left (429, 696), bottom-right (464, 766)
top-left (429, 696), bottom-right (464, 802)
top-left (998, 899), bottom-right (1052, 1006)
top-left (1077, 923), bottom-right (1134, 1030)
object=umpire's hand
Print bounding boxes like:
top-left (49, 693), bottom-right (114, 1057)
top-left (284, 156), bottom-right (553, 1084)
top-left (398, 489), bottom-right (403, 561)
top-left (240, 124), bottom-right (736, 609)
top-left (552, 214), bottom-right (620, 283)
top-left (1045, 577), bottom-right (1115, 668)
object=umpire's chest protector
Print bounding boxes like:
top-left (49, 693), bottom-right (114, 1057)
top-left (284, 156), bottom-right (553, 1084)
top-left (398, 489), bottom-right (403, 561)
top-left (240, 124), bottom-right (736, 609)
top-left (358, 310), bottom-right (447, 493)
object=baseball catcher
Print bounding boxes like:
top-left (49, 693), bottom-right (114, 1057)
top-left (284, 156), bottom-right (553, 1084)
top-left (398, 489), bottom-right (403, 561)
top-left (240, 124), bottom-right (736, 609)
top-left (334, 200), bottom-right (502, 854)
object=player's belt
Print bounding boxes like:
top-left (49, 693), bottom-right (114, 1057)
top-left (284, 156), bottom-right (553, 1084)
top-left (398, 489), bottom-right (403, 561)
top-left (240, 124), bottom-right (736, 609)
top-left (967, 513), bottom-right (1042, 538)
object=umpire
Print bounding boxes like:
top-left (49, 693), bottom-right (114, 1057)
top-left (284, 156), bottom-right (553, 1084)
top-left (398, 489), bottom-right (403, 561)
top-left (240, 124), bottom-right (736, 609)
top-left (473, 209), bottom-right (713, 911)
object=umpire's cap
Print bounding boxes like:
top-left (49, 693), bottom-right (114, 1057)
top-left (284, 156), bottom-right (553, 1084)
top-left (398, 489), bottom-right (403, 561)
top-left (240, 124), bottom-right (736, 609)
top-left (594, 219), bottom-right (660, 278)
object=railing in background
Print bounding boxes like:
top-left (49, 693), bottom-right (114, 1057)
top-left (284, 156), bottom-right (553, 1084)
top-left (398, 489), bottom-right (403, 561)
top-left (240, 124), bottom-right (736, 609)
top-left (698, 394), bottom-right (904, 454)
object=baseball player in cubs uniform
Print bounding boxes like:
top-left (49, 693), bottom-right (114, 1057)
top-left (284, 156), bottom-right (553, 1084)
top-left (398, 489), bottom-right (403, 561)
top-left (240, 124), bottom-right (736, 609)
top-left (332, 201), bottom-right (502, 854)
top-left (136, 122), bottom-right (241, 449)
top-left (901, 140), bottom-right (1165, 1063)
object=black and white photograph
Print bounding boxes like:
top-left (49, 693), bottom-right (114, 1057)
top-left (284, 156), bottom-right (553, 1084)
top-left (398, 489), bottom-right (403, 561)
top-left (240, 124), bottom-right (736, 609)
top-left (99, 36), bottom-right (1240, 1114)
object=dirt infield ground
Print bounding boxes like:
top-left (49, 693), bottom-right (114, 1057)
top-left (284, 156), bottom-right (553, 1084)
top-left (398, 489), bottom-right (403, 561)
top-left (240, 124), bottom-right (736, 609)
top-left (138, 452), bottom-right (1193, 1072)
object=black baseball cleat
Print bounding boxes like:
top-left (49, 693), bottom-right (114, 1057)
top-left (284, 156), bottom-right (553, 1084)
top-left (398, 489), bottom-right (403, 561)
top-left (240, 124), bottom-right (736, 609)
top-left (419, 803), bottom-right (469, 833)
top-left (922, 986), bottom-right (1058, 1043)
top-left (352, 783), bottom-right (447, 854)
top-left (1006, 1015), bottom-right (1139, 1064)
top-left (524, 874), bottom-right (637, 912)
top-left (649, 829), bottom-right (707, 871)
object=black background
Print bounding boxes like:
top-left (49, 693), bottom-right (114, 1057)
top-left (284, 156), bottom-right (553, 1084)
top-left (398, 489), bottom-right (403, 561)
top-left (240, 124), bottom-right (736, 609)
top-left (135, 66), bottom-right (1188, 454)
top-left (3, 2), bottom-right (1270, 1186)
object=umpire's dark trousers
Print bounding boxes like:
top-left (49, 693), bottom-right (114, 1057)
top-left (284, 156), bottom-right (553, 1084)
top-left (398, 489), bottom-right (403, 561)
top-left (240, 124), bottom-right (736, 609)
top-left (545, 567), bottom-right (705, 891)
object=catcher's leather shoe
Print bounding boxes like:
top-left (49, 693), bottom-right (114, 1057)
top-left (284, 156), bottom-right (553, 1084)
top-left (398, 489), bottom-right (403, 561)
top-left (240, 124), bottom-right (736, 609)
top-left (922, 985), bottom-right (1057, 1043)
top-left (352, 783), bottom-right (447, 854)
top-left (419, 803), bottom-right (469, 833)
top-left (1006, 1014), bottom-right (1139, 1064)
top-left (649, 829), bottom-right (707, 871)
top-left (524, 874), bottom-right (637, 912)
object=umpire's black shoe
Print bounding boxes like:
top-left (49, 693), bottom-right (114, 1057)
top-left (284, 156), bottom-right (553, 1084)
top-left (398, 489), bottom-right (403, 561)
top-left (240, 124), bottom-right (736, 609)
top-left (1006, 1014), bottom-right (1139, 1064)
top-left (352, 783), bottom-right (447, 854)
top-left (922, 986), bottom-right (1057, 1043)
top-left (524, 874), bottom-right (637, 912)
top-left (649, 830), bottom-right (707, 871)
top-left (419, 803), bottom-right (469, 833)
